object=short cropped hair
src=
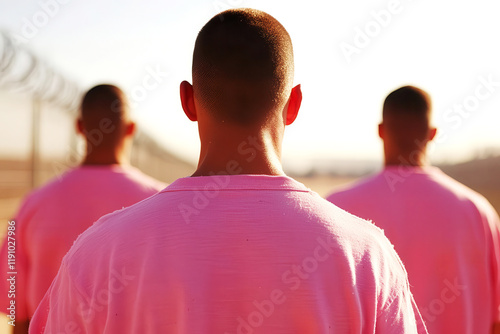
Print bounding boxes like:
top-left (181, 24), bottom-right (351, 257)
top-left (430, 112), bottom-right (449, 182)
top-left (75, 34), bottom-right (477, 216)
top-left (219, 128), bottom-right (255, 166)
top-left (383, 86), bottom-right (431, 120)
top-left (80, 84), bottom-right (129, 143)
top-left (382, 86), bottom-right (432, 152)
top-left (192, 8), bottom-right (294, 125)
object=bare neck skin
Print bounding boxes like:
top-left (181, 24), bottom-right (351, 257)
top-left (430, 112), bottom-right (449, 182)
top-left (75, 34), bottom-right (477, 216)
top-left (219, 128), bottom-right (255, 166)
top-left (180, 82), bottom-right (302, 177)
top-left (81, 140), bottom-right (130, 166)
top-left (192, 119), bottom-right (285, 177)
top-left (379, 123), bottom-right (436, 168)
top-left (383, 142), bottom-right (428, 167)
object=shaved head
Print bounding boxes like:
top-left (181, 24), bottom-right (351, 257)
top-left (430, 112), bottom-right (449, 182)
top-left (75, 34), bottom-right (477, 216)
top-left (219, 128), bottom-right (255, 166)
top-left (78, 84), bottom-right (136, 165)
top-left (192, 8), bottom-right (294, 125)
top-left (79, 85), bottom-right (132, 155)
top-left (80, 84), bottom-right (129, 125)
top-left (382, 86), bottom-right (432, 154)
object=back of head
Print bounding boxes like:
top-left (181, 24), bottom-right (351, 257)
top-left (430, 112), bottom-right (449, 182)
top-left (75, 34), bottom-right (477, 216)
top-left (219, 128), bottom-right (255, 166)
top-left (192, 8), bottom-right (294, 125)
top-left (80, 84), bottom-right (130, 147)
top-left (382, 85), bottom-right (432, 153)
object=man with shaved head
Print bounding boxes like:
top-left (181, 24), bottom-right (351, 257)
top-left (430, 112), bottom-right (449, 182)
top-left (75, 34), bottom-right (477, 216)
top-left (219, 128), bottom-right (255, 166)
top-left (0, 84), bottom-right (164, 333)
top-left (79, 84), bottom-right (134, 164)
top-left (30, 10), bottom-right (426, 333)
top-left (328, 86), bottom-right (500, 333)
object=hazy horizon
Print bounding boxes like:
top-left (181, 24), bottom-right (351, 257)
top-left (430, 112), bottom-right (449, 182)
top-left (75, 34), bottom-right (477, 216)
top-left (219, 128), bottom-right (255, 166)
top-left (1, 0), bottom-right (499, 168)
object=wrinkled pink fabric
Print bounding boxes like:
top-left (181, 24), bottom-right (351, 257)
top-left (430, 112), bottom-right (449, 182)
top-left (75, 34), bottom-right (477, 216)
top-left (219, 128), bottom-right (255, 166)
top-left (327, 166), bottom-right (500, 333)
top-left (31, 175), bottom-right (427, 333)
top-left (0, 164), bottom-right (165, 321)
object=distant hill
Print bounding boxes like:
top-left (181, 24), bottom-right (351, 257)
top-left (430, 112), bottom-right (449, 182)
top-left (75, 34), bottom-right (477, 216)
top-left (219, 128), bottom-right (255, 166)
top-left (439, 156), bottom-right (500, 213)
top-left (439, 155), bottom-right (500, 190)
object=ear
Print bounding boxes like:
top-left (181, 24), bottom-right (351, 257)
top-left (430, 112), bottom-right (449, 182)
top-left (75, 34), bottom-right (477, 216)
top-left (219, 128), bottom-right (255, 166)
top-left (285, 84), bottom-right (302, 126)
top-left (180, 81), bottom-right (197, 122)
top-left (378, 123), bottom-right (384, 139)
top-left (429, 127), bottom-right (437, 141)
top-left (76, 118), bottom-right (84, 135)
top-left (125, 121), bottom-right (136, 137)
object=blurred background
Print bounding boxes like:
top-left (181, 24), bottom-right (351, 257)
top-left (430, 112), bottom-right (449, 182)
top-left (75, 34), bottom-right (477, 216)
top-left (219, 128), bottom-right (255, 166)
top-left (0, 1), bottom-right (499, 329)
top-left (1, 0), bottom-right (500, 216)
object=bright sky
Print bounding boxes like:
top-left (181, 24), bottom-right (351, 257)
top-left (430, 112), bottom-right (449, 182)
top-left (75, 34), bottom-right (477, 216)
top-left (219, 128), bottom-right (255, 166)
top-left (1, 0), bottom-right (499, 171)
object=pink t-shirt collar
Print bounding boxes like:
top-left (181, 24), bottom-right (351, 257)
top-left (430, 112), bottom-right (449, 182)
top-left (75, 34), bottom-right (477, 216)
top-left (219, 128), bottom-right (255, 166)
top-left (383, 164), bottom-right (441, 175)
top-left (163, 174), bottom-right (311, 193)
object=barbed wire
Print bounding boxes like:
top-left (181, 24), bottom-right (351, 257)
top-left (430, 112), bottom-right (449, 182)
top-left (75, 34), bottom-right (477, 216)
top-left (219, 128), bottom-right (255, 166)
top-left (0, 31), bottom-right (82, 110)
top-left (0, 30), bottom-right (193, 173)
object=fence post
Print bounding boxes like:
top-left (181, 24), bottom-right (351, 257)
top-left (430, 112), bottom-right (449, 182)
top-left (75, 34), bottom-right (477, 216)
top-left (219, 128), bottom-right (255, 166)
top-left (30, 98), bottom-right (41, 189)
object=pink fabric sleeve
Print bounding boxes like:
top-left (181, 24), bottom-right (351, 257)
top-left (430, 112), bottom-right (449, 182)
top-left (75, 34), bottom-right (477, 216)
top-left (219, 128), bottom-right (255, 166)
top-left (484, 204), bottom-right (500, 323)
top-left (374, 238), bottom-right (428, 334)
top-left (375, 285), bottom-right (428, 333)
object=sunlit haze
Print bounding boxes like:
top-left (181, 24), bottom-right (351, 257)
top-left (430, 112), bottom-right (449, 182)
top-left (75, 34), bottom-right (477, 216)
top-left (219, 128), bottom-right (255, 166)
top-left (1, 0), bottom-right (499, 173)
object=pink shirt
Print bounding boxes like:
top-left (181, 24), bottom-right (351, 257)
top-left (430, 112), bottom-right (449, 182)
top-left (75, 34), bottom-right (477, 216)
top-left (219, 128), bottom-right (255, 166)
top-left (31, 175), bottom-right (427, 333)
top-left (0, 165), bottom-right (165, 321)
top-left (327, 166), bottom-right (500, 333)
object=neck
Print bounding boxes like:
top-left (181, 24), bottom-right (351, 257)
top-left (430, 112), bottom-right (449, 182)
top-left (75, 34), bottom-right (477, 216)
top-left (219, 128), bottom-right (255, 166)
top-left (82, 143), bottom-right (128, 166)
top-left (192, 128), bottom-right (285, 177)
top-left (384, 151), bottom-right (427, 167)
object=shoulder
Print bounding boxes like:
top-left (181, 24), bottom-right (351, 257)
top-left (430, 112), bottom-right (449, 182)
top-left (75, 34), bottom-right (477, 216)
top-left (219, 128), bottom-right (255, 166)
top-left (325, 201), bottom-right (411, 305)
top-left (314, 192), bottom-right (399, 257)
top-left (429, 168), bottom-right (497, 215)
top-left (313, 189), bottom-right (408, 272)
top-left (64, 191), bottom-right (162, 259)
top-left (119, 166), bottom-right (167, 192)
top-left (326, 172), bottom-right (384, 203)
top-left (13, 169), bottom-right (79, 221)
